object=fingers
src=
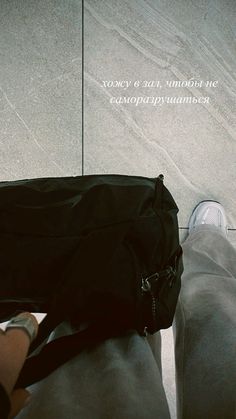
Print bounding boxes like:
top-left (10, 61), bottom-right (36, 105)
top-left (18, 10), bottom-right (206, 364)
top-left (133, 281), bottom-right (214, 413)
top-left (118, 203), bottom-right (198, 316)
top-left (15, 312), bottom-right (39, 337)
top-left (0, 313), bottom-right (39, 399)
top-left (8, 388), bottom-right (31, 419)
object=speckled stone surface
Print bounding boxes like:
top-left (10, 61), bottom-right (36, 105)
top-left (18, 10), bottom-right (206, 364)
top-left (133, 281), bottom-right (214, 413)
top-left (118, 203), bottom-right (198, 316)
top-left (0, 0), bottom-right (82, 179)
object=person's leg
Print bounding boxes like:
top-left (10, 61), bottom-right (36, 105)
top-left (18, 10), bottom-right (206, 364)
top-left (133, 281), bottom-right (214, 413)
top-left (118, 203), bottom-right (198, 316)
top-left (18, 326), bottom-right (171, 419)
top-left (174, 224), bottom-right (236, 419)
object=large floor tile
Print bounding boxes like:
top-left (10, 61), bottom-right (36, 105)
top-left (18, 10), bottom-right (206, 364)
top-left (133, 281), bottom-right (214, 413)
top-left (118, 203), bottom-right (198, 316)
top-left (84, 0), bottom-right (236, 230)
top-left (0, 0), bottom-right (81, 106)
top-left (0, 0), bottom-right (82, 180)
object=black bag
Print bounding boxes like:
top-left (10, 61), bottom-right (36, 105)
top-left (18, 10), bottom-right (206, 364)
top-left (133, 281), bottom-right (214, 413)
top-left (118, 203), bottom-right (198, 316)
top-left (0, 173), bottom-right (183, 388)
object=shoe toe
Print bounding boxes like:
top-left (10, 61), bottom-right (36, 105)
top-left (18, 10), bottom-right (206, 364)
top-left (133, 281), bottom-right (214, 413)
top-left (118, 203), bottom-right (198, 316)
top-left (188, 201), bottom-right (228, 233)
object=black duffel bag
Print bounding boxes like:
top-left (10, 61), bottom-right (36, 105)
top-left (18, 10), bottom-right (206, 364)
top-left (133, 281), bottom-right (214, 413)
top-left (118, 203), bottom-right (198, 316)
top-left (0, 173), bottom-right (183, 388)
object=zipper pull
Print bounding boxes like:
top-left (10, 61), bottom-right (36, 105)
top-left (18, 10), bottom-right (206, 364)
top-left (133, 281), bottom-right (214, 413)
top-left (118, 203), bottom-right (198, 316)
top-left (141, 272), bottom-right (160, 293)
top-left (141, 278), bottom-right (151, 292)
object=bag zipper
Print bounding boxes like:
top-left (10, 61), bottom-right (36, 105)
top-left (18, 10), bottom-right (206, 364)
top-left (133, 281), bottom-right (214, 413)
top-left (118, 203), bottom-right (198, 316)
top-left (141, 259), bottom-right (177, 334)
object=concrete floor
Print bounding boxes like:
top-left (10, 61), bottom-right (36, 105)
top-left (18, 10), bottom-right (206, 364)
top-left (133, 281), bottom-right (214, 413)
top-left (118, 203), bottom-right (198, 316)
top-left (0, 1), bottom-right (235, 418)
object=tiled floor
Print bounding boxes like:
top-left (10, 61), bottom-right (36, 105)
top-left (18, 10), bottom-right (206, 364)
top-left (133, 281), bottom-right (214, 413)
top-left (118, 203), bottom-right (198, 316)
top-left (0, 1), bottom-right (235, 418)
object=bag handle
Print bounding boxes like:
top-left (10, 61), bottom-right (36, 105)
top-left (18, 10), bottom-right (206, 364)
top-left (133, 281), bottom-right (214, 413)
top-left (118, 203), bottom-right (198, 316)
top-left (14, 322), bottom-right (127, 389)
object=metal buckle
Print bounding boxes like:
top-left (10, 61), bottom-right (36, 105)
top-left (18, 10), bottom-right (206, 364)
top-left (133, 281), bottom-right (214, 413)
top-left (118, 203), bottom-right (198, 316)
top-left (141, 263), bottom-right (177, 292)
top-left (141, 273), bottom-right (159, 293)
top-left (143, 326), bottom-right (148, 336)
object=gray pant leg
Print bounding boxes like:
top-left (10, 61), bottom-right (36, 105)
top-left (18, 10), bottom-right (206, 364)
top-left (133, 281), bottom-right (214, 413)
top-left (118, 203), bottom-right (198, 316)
top-left (19, 326), bottom-right (171, 419)
top-left (174, 225), bottom-right (236, 419)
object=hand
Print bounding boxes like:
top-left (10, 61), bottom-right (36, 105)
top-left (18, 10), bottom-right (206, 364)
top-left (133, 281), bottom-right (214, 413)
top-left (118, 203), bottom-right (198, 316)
top-left (0, 312), bottom-right (39, 416)
top-left (13, 312), bottom-right (39, 339)
top-left (8, 388), bottom-right (31, 419)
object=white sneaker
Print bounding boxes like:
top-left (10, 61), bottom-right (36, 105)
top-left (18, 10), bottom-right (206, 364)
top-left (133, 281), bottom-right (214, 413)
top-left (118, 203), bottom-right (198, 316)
top-left (188, 200), bottom-right (228, 236)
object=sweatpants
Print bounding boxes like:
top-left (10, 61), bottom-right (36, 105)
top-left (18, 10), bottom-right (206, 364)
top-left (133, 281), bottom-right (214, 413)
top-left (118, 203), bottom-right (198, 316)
top-left (18, 225), bottom-right (236, 419)
top-left (174, 225), bottom-right (236, 419)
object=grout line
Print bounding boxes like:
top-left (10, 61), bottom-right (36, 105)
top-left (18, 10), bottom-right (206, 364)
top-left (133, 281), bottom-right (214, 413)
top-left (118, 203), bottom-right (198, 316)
top-left (82, 0), bottom-right (84, 176)
top-left (179, 227), bottom-right (236, 231)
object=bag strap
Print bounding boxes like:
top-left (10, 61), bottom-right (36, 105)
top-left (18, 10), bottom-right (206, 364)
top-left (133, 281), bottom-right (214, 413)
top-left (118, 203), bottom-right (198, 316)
top-left (154, 174), bottom-right (164, 208)
top-left (14, 322), bottom-right (127, 389)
